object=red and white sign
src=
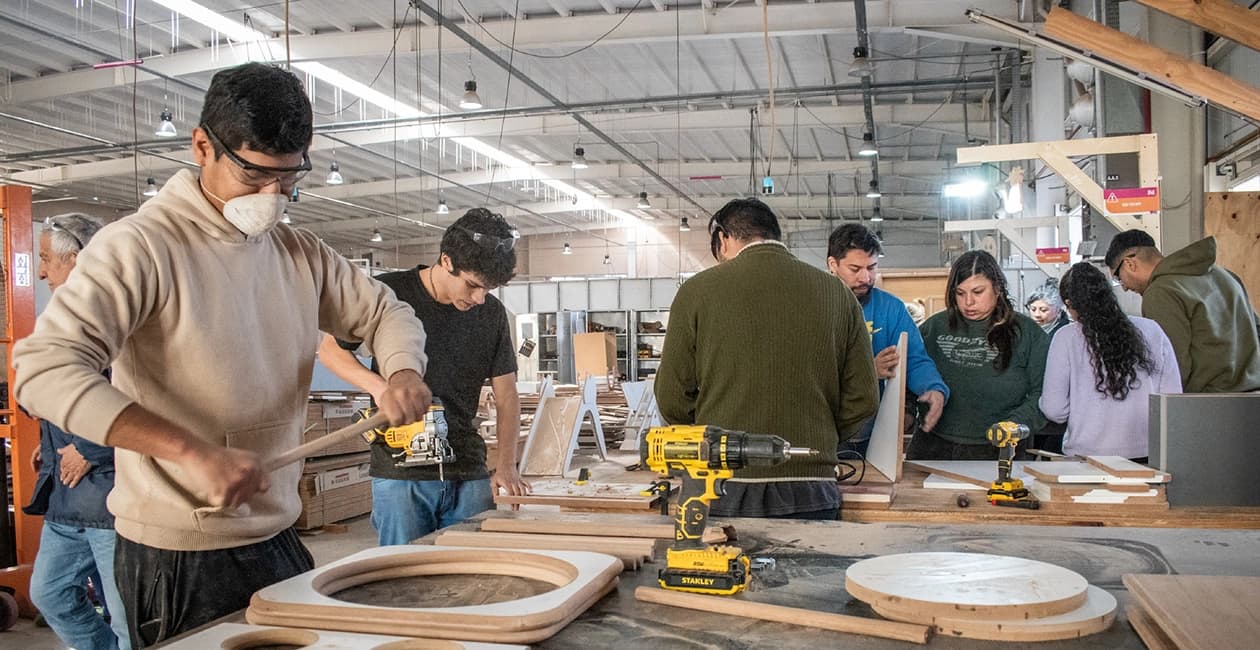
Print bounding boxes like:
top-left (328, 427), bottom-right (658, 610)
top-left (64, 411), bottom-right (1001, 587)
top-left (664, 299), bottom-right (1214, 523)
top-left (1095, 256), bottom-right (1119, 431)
top-left (1104, 187), bottom-right (1160, 213)
top-left (1035, 247), bottom-right (1071, 264)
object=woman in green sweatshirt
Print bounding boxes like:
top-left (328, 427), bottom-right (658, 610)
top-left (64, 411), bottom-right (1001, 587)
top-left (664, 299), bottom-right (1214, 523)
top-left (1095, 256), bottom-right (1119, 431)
top-left (909, 251), bottom-right (1050, 460)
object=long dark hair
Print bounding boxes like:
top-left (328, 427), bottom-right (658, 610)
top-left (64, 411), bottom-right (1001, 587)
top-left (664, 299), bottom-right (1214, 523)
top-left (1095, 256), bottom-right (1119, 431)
top-left (945, 250), bottom-right (1020, 371)
top-left (1058, 262), bottom-right (1155, 400)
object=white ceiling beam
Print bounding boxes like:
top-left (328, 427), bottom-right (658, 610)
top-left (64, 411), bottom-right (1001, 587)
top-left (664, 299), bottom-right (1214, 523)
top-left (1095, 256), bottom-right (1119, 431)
top-left (2, 1), bottom-right (1021, 106)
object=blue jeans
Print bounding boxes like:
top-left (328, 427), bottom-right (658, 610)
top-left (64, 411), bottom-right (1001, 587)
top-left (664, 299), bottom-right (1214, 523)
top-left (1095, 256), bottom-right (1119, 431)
top-left (31, 521), bottom-right (130, 650)
top-left (371, 477), bottom-right (493, 545)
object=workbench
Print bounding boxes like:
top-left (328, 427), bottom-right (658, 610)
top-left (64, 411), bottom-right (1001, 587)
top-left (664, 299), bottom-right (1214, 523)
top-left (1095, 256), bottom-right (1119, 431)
top-left (841, 467), bottom-right (1260, 529)
top-left (189, 510), bottom-right (1260, 649)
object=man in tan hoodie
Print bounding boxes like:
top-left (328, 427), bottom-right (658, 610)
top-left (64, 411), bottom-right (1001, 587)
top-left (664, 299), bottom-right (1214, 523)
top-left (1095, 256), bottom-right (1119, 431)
top-left (13, 62), bottom-right (431, 647)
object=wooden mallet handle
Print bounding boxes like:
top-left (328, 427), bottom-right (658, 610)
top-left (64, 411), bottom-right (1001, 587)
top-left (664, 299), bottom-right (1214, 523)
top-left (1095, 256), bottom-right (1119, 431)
top-left (265, 412), bottom-right (390, 471)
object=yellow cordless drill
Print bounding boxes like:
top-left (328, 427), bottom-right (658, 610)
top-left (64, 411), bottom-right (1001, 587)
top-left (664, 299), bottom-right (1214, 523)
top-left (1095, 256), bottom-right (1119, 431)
top-left (641, 425), bottom-right (817, 595)
top-left (985, 421), bottom-right (1039, 510)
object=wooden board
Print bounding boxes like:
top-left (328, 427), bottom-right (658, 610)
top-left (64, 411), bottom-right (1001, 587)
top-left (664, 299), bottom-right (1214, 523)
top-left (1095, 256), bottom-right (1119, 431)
top-left (1125, 603), bottom-right (1177, 650)
top-left (1135, 1), bottom-right (1260, 58)
top-left (1123, 574), bottom-right (1260, 650)
top-left (519, 395), bottom-right (583, 477)
top-left (479, 515), bottom-right (727, 544)
top-left (1084, 455), bottom-right (1161, 479)
top-left (634, 586), bottom-right (931, 645)
top-left (921, 473), bottom-right (987, 492)
top-left (1205, 192), bottom-right (1260, 314)
top-left (1029, 482), bottom-right (1167, 505)
top-left (870, 585), bottom-right (1115, 642)
top-left (903, 460), bottom-right (1031, 489)
top-left (866, 333), bottom-right (908, 482)
top-left (492, 478), bottom-right (664, 512)
top-left (845, 552), bottom-right (1089, 619)
top-left (433, 531), bottom-right (654, 566)
top-left (1024, 461), bottom-right (1170, 485)
top-left (162, 622), bottom-right (528, 650)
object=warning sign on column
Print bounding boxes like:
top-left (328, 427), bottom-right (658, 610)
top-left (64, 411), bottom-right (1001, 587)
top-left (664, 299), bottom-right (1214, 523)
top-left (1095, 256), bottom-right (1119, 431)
top-left (14, 252), bottom-right (31, 287)
top-left (1104, 187), bottom-right (1160, 214)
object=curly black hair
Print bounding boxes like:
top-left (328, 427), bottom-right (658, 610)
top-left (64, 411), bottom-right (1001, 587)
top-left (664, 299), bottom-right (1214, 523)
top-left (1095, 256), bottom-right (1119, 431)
top-left (1058, 262), bottom-right (1155, 400)
top-left (440, 208), bottom-right (518, 287)
top-left (945, 250), bottom-right (1021, 371)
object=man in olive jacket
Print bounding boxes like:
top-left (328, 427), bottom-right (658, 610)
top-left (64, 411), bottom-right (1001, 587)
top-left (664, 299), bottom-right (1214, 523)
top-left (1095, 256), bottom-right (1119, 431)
top-left (655, 198), bottom-right (878, 519)
top-left (1105, 230), bottom-right (1260, 393)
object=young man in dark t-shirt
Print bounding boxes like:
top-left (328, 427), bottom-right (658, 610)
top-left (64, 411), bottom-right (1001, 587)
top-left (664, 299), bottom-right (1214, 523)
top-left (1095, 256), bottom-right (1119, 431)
top-left (318, 209), bottom-right (529, 544)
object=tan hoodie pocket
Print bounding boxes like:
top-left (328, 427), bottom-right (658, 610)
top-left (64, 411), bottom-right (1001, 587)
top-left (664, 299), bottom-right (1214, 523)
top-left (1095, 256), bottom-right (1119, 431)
top-left (192, 419), bottom-right (304, 538)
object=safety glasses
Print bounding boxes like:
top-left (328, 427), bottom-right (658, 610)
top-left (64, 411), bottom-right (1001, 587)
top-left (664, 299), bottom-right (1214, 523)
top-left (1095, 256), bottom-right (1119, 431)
top-left (44, 216), bottom-right (85, 250)
top-left (452, 224), bottom-right (520, 252)
top-left (1111, 253), bottom-right (1136, 278)
top-left (202, 125), bottom-right (312, 189)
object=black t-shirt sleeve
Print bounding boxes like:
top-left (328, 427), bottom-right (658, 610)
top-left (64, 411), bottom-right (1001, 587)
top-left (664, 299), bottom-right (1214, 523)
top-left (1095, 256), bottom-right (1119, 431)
top-left (489, 305), bottom-right (517, 379)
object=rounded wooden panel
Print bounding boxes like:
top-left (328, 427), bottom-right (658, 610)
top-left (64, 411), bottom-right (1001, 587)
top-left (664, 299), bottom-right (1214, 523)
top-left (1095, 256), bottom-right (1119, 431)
top-left (845, 552), bottom-right (1089, 619)
top-left (869, 585), bottom-right (1116, 642)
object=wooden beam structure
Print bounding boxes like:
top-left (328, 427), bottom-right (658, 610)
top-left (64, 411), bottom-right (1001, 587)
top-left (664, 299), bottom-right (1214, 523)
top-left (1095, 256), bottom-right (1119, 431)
top-left (1135, 0), bottom-right (1260, 55)
top-left (1044, 6), bottom-right (1260, 123)
top-left (957, 134), bottom-right (1161, 250)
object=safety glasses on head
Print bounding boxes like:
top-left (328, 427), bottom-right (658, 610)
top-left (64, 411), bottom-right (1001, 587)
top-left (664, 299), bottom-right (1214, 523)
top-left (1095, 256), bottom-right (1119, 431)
top-left (452, 223), bottom-right (520, 252)
top-left (201, 124), bottom-right (312, 189)
top-left (44, 216), bottom-right (85, 250)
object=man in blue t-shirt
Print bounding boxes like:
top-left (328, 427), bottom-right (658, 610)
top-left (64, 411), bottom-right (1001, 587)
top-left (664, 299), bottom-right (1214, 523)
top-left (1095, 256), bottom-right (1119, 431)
top-left (826, 224), bottom-right (949, 455)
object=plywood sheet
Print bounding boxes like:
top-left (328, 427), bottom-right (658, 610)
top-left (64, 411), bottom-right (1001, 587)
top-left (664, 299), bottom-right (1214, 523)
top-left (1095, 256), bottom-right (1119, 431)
top-left (1205, 192), bottom-right (1260, 314)
top-left (871, 585), bottom-right (1115, 642)
top-left (1029, 482), bottom-right (1166, 504)
top-left (866, 333), bottom-right (908, 482)
top-left (1125, 603), bottom-right (1177, 650)
top-left (519, 396), bottom-right (582, 476)
top-left (845, 552), bottom-right (1088, 619)
top-left (1123, 574), bottom-right (1260, 650)
top-left (1084, 455), bottom-right (1161, 478)
top-left (1024, 461), bottom-right (1169, 485)
top-left (921, 473), bottom-right (987, 491)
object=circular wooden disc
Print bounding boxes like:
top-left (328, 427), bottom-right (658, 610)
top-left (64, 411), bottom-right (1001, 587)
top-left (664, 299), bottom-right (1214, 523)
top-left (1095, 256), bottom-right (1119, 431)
top-left (846, 552), bottom-right (1089, 619)
top-left (870, 585), bottom-right (1117, 642)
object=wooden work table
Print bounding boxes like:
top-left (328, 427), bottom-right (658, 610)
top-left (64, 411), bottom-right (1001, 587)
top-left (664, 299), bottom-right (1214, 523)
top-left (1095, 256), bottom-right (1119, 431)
top-left (841, 467), bottom-right (1260, 529)
top-left (189, 510), bottom-right (1260, 649)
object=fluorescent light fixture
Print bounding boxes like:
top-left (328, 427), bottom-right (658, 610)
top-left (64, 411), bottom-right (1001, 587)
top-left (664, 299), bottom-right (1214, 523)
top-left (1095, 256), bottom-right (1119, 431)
top-left (562, 242), bottom-right (572, 255)
top-left (572, 147), bottom-right (589, 169)
top-left (943, 179), bottom-right (988, 198)
top-left (155, 109), bottom-right (177, 137)
top-left (325, 161), bottom-right (344, 185)
top-left (858, 133), bottom-right (878, 157)
top-left (965, 8), bottom-right (1205, 109)
top-left (369, 229), bottom-right (383, 243)
top-left (143, 177), bottom-right (159, 197)
top-left (865, 180), bottom-right (882, 199)
top-left (637, 192), bottom-right (651, 209)
top-left (459, 80), bottom-right (483, 110)
top-left (437, 199), bottom-right (450, 215)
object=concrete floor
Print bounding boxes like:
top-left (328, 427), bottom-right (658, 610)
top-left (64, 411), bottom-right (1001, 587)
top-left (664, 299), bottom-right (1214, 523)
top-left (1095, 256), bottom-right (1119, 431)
top-left (2, 515), bottom-right (381, 649)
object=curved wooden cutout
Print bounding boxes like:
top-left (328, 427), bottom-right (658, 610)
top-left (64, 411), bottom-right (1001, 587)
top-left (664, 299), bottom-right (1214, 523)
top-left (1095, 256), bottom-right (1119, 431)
top-left (846, 552), bottom-right (1089, 619)
top-left (247, 546), bottom-right (621, 643)
top-left (159, 622), bottom-right (527, 650)
top-left (870, 585), bottom-right (1116, 642)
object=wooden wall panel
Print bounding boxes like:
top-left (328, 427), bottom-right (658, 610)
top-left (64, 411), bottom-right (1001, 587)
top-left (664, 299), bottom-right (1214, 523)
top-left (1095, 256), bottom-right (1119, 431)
top-left (1204, 192), bottom-right (1260, 313)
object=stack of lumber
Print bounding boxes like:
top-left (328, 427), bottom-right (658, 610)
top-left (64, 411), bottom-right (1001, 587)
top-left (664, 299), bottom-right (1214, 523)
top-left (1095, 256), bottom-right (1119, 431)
top-left (1123, 574), bottom-right (1260, 650)
top-left (304, 391), bottom-right (372, 458)
top-left (432, 514), bottom-right (728, 571)
top-left (846, 552), bottom-right (1116, 642)
top-left (1024, 457), bottom-right (1171, 512)
top-left (295, 452), bottom-right (372, 530)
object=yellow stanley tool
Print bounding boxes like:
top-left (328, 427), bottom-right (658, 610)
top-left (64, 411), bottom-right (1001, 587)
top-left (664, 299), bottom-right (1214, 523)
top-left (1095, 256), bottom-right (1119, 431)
top-left (360, 399), bottom-right (454, 477)
top-left (641, 424), bottom-right (817, 595)
top-left (985, 421), bottom-right (1040, 510)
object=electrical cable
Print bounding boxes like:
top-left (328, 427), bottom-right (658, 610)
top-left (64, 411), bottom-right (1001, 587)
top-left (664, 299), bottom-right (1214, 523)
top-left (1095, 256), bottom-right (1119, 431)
top-left (481, 0), bottom-right (521, 205)
top-left (836, 449), bottom-right (865, 484)
top-left (311, 2), bottom-right (414, 117)
top-left (456, 0), bottom-right (643, 60)
top-left (760, 0), bottom-right (775, 178)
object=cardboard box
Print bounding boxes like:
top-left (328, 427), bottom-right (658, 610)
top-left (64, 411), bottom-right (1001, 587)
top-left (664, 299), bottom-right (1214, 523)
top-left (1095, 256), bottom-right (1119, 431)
top-left (296, 452), bottom-right (373, 530)
top-left (574, 331), bottom-right (617, 379)
top-left (304, 392), bottom-right (372, 458)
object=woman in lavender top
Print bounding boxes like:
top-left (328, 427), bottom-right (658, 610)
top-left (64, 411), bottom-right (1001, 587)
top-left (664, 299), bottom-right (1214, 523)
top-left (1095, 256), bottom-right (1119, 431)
top-left (1039, 262), bottom-right (1181, 462)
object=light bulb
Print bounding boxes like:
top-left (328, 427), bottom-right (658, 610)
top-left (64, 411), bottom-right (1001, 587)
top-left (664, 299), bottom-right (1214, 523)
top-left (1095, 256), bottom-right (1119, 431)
top-left (459, 80), bottom-right (483, 110)
top-left (562, 242), bottom-right (572, 255)
top-left (858, 132), bottom-right (878, 157)
top-left (572, 147), bottom-right (589, 169)
top-left (155, 108), bottom-right (177, 137)
top-left (437, 199), bottom-right (450, 215)
top-left (143, 177), bottom-right (158, 197)
top-left (325, 161), bottom-right (344, 185)
top-left (369, 229), bottom-right (383, 243)
top-left (636, 191), bottom-right (651, 209)
top-left (679, 217), bottom-right (691, 232)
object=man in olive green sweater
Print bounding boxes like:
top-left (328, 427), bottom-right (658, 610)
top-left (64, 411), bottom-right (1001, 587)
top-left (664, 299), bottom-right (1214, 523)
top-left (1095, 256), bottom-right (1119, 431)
top-left (655, 198), bottom-right (878, 519)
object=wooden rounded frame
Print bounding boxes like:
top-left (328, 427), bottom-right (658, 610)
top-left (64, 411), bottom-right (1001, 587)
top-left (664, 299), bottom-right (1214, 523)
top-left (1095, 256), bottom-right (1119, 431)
top-left (869, 585), bottom-right (1117, 642)
top-left (160, 622), bottom-right (528, 650)
top-left (246, 546), bottom-right (622, 643)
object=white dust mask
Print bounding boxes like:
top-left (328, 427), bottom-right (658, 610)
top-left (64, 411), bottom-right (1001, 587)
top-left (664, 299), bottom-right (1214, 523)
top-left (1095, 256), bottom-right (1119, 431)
top-left (201, 181), bottom-right (287, 237)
